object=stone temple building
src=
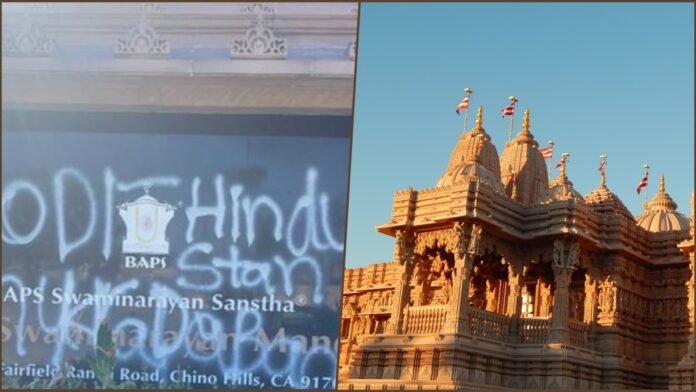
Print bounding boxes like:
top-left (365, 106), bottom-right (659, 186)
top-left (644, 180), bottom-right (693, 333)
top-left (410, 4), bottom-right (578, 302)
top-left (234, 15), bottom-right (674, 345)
top-left (338, 107), bottom-right (694, 390)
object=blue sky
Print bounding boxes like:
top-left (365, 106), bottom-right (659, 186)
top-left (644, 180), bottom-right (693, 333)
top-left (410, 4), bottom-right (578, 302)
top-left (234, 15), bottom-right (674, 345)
top-left (345, 3), bottom-right (694, 268)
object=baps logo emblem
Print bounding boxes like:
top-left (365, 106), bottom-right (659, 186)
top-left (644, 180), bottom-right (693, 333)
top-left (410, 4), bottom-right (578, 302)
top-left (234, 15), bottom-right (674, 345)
top-left (117, 185), bottom-right (175, 269)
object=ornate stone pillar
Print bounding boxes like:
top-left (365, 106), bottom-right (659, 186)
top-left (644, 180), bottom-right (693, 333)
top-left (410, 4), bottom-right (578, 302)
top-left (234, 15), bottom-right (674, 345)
top-left (548, 239), bottom-right (580, 345)
top-left (443, 222), bottom-right (482, 335)
top-left (385, 230), bottom-right (414, 335)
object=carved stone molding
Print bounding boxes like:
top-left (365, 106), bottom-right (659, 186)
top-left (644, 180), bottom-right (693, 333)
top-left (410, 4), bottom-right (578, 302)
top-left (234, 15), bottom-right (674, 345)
top-left (114, 15), bottom-right (170, 58)
top-left (230, 3), bottom-right (287, 60)
top-left (2, 15), bottom-right (55, 57)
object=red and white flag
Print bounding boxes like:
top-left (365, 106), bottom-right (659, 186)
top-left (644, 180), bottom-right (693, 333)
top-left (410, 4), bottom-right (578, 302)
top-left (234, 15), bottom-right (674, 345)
top-left (538, 146), bottom-right (553, 159)
top-left (554, 156), bottom-right (565, 168)
top-left (501, 101), bottom-right (515, 118)
top-left (455, 96), bottom-right (470, 115)
top-left (636, 174), bottom-right (648, 194)
top-left (599, 160), bottom-right (606, 176)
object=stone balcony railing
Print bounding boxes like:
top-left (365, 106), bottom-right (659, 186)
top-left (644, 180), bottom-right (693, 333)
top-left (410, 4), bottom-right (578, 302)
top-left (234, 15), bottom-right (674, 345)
top-left (394, 305), bottom-right (591, 347)
top-left (403, 304), bottom-right (448, 334)
top-left (469, 308), bottom-right (510, 340)
top-left (519, 317), bottom-right (552, 344)
top-left (568, 319), bottom-right (590, 348)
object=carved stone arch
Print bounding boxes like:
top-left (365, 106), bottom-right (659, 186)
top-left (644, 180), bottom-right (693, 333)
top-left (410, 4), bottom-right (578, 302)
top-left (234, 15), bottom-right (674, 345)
top-left (410, 230), bottom-right (457, 306)
top-left (414, 228), bottom-right (459, 257)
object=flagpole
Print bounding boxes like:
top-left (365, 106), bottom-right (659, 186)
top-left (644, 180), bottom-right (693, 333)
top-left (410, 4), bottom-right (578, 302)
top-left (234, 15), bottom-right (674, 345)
top-left (546, 140), bottom-right (554, 181)
top-left (463, 87), bottom-right (472, 131)
top-left (508, 96), bottom-right (518, 141)
top-left (643, 163), bottom-right (650, 206)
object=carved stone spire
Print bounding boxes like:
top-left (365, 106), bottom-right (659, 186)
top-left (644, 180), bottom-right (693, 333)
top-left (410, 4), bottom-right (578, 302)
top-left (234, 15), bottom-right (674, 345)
top-left (659, 174), bottom-right (666, 193)
top-left (557, 153), bottom-right (570, 182)
top-left (648, 175), bottom-right (678, 211)
top-left (474, 105), bottom-right (484, 131)
top-left (511, 108), bottom-right (537, 146)
top-left (521, 109), bottom-right (531, 135)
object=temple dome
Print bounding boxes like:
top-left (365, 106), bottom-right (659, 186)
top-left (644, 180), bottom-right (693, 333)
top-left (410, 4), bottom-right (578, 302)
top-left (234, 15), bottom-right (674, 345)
top-left (442, 106), bottom-right (501, 179)
top-left (584, 182), bottom-right (634, 221)
top-left (636, 175), bottom-right (689, 232)
top-left (437, 106), bottom-right (504, 193)
top-left (437, 161), bottom-right (506, 193)
top-left (536, 157), bottom-right (583, 204)
top-left (499, 109), bottom-right (549, 204)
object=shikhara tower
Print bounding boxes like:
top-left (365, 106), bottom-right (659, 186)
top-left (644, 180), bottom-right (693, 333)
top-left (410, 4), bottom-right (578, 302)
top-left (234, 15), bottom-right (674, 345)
top-left (339, 107), bottom-right (694, 390)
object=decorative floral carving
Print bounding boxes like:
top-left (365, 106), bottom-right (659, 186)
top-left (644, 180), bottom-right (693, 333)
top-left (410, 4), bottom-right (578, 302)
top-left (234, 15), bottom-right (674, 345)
top-left (2, 15), bottom-right (55, 56)
top-left (453, 222), bottom-right (468, 257)
top-left (231, 3), bottom-right (287, 59)
top-left (114, 15), bottom-right (169, 58)
top-left (552, 239), bottom-right (580, 271)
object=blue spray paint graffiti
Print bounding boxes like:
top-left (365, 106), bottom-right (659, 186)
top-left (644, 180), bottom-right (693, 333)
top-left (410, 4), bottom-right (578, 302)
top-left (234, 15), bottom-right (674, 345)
top-left (2, 130), bottom-right (348, 389)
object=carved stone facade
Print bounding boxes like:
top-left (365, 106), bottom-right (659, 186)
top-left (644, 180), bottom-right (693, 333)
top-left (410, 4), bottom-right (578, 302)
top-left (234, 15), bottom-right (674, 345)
top-left (339, 108), bottom-right (693, 390)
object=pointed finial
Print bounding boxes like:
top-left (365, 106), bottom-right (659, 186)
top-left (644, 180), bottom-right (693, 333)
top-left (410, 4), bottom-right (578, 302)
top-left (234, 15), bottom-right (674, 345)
top-left (659, 175), bottom-right (665, 193)
top-left (522, 109), bottom-right (530, 132)
top-left (474, 105), bottom-right (483, 129)
top-left (144, 183), bottom-right (152, 194)
top-left (558, 153), bottom-right (569, 180)
top-left (599, 154), bottom-right (607, 187)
